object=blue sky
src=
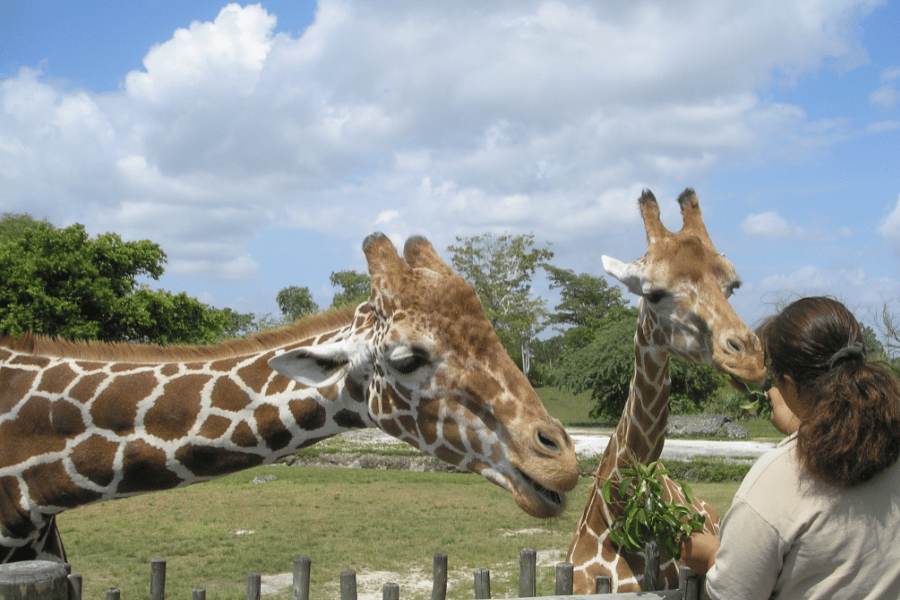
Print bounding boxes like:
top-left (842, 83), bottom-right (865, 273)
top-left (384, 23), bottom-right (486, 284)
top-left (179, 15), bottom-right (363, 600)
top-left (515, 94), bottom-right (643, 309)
top-left (1, 0), bottom-right (899, 342)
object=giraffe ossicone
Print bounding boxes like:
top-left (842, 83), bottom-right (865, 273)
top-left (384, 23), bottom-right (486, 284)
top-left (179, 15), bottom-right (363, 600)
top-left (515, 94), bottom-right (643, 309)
top-left (0, 232), bottom-right (579, 565)
top-left (566, 189), bottom-right (766, 593)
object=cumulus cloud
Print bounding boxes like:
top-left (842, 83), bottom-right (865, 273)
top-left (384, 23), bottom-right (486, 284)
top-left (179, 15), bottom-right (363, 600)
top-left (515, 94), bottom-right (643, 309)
top-left (0, 0), bottom-right (879, 282)
top-left (740, 211), bottom-right (804, 239)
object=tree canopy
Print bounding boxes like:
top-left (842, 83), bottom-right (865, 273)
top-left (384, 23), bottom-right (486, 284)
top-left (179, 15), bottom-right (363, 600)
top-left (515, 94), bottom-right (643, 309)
top-left (329, 270), bottom-right (371, 309)
top-left (448, 232), bottom-right (552, 373)
top-left (0, 218), bottom-right (226, 344)
top-left (276, 285), bottom-right (319, 321)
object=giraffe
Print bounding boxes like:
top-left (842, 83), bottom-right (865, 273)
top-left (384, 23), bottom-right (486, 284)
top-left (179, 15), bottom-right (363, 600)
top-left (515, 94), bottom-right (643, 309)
top-left (0, 232), bottom-right (580, 564)
top-left (566, 189), bottom-right (766, 593)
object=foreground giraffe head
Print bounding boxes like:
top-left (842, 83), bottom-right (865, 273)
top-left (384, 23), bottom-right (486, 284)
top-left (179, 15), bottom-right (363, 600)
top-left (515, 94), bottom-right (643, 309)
top-left (269, 233), bottom-right (579, 517)
top-left (601, 189), bottom-right (765, 383)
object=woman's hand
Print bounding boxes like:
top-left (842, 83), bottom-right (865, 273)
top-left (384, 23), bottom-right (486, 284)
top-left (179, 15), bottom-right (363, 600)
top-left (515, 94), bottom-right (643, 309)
top-left (680, 530), bottom-right (720, 575)
top-left (768, 386), bottom-right (801, 435)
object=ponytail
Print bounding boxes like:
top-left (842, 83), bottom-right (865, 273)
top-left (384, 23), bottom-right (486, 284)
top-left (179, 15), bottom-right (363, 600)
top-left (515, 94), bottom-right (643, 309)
top-left (758, 297), bottom-right (900, 487)
top-left (798, 360), bottom-right (900, 486)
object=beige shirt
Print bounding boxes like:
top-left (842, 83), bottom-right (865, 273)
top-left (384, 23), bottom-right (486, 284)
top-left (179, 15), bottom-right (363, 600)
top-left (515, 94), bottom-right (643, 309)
top-left (707, 434), bottom-right (900, 600)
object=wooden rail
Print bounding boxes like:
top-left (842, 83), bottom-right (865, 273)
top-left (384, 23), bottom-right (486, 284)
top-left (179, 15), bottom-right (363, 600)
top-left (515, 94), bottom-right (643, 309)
top-left (0, 543), bottom-right (702, 600)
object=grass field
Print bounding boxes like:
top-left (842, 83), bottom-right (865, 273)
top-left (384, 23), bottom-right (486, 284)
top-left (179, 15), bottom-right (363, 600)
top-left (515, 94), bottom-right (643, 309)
top-left (54, 386), bottom-right (771, 600)
top-left (59, 465), bottom-right (740, 600)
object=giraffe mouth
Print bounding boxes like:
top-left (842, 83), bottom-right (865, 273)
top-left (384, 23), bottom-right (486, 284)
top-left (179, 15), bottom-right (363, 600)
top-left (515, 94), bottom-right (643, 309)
top-left (514, 469), bottom-right (566, 518)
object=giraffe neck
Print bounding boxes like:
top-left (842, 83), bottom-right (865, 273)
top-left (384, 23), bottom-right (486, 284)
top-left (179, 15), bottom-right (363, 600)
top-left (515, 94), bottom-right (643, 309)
top-left (600, 312), bottom-right (671, 480)
top-left (0, 309), bottom-right (375, 549)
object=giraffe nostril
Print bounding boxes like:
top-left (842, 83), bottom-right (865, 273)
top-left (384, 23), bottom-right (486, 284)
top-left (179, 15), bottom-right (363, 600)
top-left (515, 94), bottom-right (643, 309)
top-left (727, 337), bottom-right (744, 354)
top-left (536, 429), bottom-right (560, 454)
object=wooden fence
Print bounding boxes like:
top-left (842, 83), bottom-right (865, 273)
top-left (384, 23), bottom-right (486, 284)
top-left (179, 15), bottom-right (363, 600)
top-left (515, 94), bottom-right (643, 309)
top-left (0, 543), bottom-right (702, 600)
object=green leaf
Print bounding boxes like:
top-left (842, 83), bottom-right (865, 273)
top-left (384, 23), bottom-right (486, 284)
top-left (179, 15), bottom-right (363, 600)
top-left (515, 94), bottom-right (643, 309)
top-left (601, 478), bottom-right (613, 504)
top-left (681, 481), bottom-right (696, 504)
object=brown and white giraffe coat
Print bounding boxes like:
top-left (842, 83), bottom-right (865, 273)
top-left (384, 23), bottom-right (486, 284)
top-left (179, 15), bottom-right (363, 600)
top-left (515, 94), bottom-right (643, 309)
top-left (0, 233), bottom-right (579, 564)
top-left (566, 189), bottom-right (766, 593)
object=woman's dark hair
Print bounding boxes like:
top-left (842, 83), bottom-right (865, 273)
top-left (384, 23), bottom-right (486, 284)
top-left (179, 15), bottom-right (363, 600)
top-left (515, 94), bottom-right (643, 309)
top-left (757, 296), bottom-right (900, 487)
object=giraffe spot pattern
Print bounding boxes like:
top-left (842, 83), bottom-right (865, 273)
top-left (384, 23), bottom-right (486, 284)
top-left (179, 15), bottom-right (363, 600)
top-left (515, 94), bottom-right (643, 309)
top-left (144, 374), bottom-right (210, 441)
top-left (174, 444), bottom-right (263, 478)
top-left (231, 421), bottom-right (258, 448)
top-left (198, 415), bottom-right (231, 440)
top-left (23, 460), bottom-right (102, 508)
top-left (254, 404), bottom-right (291, 451)
top-left (119, 440), bottom-right (181, 494)
top-left (71, 435), bottom-right (117, 487)
top-left (289, 398), bottom-right (327, 431)
top-left (91, 371), bottom-right (156, 434)
top-left (37, 364), bottom-right (78, 394)
top-left (49, 400), bottom-right (84, 437)
top-left (0, 369), bottom-right (36, 414)
top-left (68, 372), bottom-right (107, 403)
top-left (10, 356), bottom-right (50, 368)
top-left (210, 377), bottom-right (252, 412)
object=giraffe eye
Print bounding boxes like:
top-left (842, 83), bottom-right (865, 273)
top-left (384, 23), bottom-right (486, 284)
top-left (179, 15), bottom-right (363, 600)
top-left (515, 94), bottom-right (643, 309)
top-left (388, 346), bottom-right (431, 375)
top-left (645, 290), bottom-right (668, 304)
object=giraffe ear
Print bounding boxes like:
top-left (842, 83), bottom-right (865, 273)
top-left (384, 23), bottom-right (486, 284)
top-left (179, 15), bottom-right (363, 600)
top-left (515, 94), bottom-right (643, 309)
top-left (602, 255), bottom-right (648, 297)
top-left (268, 342), bottom-right (351, 388)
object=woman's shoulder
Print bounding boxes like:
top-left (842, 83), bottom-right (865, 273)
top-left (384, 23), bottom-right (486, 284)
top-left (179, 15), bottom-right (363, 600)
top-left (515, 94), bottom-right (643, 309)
top-left (734, 435), bottom-right (801, 500)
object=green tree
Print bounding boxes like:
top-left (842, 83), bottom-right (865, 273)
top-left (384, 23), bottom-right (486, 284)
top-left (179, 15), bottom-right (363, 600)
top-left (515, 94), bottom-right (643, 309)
top-left (0, 220), bottom-right (225, 344)
top-left (0, 213), bottom-right (52, 244)
top-left (329, 270), bottom-right (371, 309)
top-left (217, 307), bottom-right (257, 339)
top-left (546, 265), bottom-right (629, 333)
top-left (555, 312), bottom-right (638, 421)
top-left (668, 358), bottom-right (729, 414)
top-left (276, 285), bottom-right (319, 321)
top-left (447, 232), bottom-right (553, 373)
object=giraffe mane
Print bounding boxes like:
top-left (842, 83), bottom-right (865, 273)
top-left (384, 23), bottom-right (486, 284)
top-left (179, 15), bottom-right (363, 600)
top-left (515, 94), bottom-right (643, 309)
top-left (0, 307), bottom-right (357, 363)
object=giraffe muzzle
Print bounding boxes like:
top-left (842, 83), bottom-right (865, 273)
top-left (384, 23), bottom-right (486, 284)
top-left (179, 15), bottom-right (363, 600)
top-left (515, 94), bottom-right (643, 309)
top-left (501, 422), bottom-right (579, 518)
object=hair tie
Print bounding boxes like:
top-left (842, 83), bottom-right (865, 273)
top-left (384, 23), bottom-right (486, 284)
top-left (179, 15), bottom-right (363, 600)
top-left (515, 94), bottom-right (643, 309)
top-left (828, 341), bottom-right (866, 370)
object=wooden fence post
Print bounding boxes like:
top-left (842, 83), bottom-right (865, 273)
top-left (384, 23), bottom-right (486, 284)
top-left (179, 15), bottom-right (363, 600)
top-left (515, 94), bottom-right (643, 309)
top-left (293, 557), bottom-right (311, 600)
top-left (382, 582), bottom-right (399, 600)
top-left (518, 548), bottom-right (536, 598)
top-left (473, 568), bottom-right (491, 599)
top-left (340, 570), bottom-right (357, 600)
top-left (642, 542), bottom-right (659, 592)
top-left (595, 576), bottom-right (612, 594)
top-left (554, 562), bottom-right (573, 596)
top-left (0, 561), bottom-right (70, 600)
top-left (149, 559), bottom-right (166, 600)
top-left (679, 566), bottom-right (703, 600)
top-left (246, 572), bottom-right (261, 600)
top-left (192, 588), bottom-right (207, 600)
top-left (431, 553), bottom-right (447, 600)
top-left (105, 587), bottom-right (120, 600)
top-left (67, 573), bottom-right (82, 600)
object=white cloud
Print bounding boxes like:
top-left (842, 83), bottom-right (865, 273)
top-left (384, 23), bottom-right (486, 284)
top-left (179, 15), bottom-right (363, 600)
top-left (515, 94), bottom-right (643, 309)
top-left (870, 85), bottom-right (899, 110)
top-left (878, 194), bottom-right (900, 246)
top-left (881, 66), bottom-right (900, 83)
top-left (0, 0), bottom-right (879, 285)
top-left (740, 211), bottom-right (804, 239)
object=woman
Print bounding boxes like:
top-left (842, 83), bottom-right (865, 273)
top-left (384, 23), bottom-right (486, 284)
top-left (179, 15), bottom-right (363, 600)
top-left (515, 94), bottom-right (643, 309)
top-left (681, 297), bottom-right (900, 599)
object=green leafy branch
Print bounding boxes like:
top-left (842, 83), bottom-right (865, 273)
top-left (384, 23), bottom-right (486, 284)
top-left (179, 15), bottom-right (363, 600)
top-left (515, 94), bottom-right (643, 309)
top-left (601, 457), bottom-right (706, 560)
